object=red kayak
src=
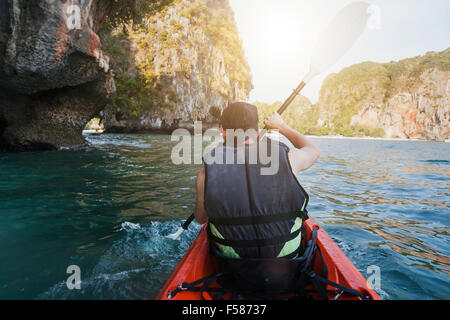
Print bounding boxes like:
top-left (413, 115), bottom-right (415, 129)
top-left (157, 216), bottom-right (380, 300)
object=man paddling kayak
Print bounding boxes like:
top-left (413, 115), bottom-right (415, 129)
top-left (194, 102), bottom-right (320, 259)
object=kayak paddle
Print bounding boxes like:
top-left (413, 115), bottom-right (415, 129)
top-left (166, 214), bottom-right (195, 240)
top-left (167, 1), bottom-right (371, 240)
top-left (273, 1), bottom-right (371, 117)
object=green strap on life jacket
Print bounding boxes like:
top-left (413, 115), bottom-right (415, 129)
top-left (277, 199), bottom-right (307, 258)
top-left (277, 217), bottom-right (303, 258)
top-left (210, 223), bottom-right (240, 259)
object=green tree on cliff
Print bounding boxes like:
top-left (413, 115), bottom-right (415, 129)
top-left (106, 0), bottom-right (174, 28)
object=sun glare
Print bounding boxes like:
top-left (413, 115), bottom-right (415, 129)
top-left (263, 15), bottom-right (302, 58)
top-left (229, 0), bottom-right (338, 103)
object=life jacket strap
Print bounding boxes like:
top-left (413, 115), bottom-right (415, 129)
top-left (207, 225), bottom-right (302, 248)
top-left (208, 209), bottom-right (308, 226)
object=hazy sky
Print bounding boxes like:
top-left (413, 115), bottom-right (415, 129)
top-left (229, 0), bottom-right (450, 103)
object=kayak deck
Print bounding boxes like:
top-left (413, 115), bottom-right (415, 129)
top-left (157, 217), bottom-right (380, 300)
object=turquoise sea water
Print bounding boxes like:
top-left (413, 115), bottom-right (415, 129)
top-left (0, 134), bottom-right (449, 300)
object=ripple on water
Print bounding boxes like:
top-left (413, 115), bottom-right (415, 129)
top-left (1, 135), bottom-right (449, 300)
top-left (38, 220), bottom-right (201, 300)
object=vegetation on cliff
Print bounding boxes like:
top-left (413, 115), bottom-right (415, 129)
top-left (101, 0), bottom-right (252, 125)
top-left (316, 48), bottom-right (449, 139)
top-left (258, 48), bottom-right (449, 140)
top-left (105, 0), bottom-right (174, 28)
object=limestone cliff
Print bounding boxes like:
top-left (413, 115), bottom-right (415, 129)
top-left (313, 48), bottom-right (450, 141)
top-left (100, 0), bottom-right (252, 133)
top-left (0, 0), bottom-right (116, 150)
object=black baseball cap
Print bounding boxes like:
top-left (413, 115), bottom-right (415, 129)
top-left (221, 102), bottom-right (259, 131)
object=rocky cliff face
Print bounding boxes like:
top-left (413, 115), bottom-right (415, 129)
top-left (314, 49), bottom-right (449, 141)
top-left (0, 0), bottom-right (115, 150)
top-left (101, 0), bottom-right (252, 133)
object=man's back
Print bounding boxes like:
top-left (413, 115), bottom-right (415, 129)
top-left (194, 103), bottom-right (320, 260)
top-left (203, 138), bottom-right (309, 259)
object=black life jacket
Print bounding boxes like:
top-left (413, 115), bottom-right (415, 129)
top-left (204, 137), bottom-right (309, 259)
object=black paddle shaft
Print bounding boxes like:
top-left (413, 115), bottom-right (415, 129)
top-left (262, 81), bottom-right (307, 130)
top-left (180, 80), bottom-right (308, 232)
top-left (277, 81), bottom-right (307, 115)
top-left (182, 214), bottom-right (195, 230)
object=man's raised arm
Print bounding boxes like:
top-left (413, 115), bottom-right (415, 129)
top-left (264, 112), bottom-right (320, 175)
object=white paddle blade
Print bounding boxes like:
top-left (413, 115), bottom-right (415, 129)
top-left (166, 227), bottom-right (184, 241)
top-left (311, 2), bottom-right (371, 75)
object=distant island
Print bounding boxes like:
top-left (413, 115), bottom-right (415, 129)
top-left (255, 48), bottom-right (449, 142)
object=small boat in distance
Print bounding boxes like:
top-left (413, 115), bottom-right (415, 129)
top-left (83, 119), bottom-right (105, 135)
top-left (82, 129), bottom-right (105, 135)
